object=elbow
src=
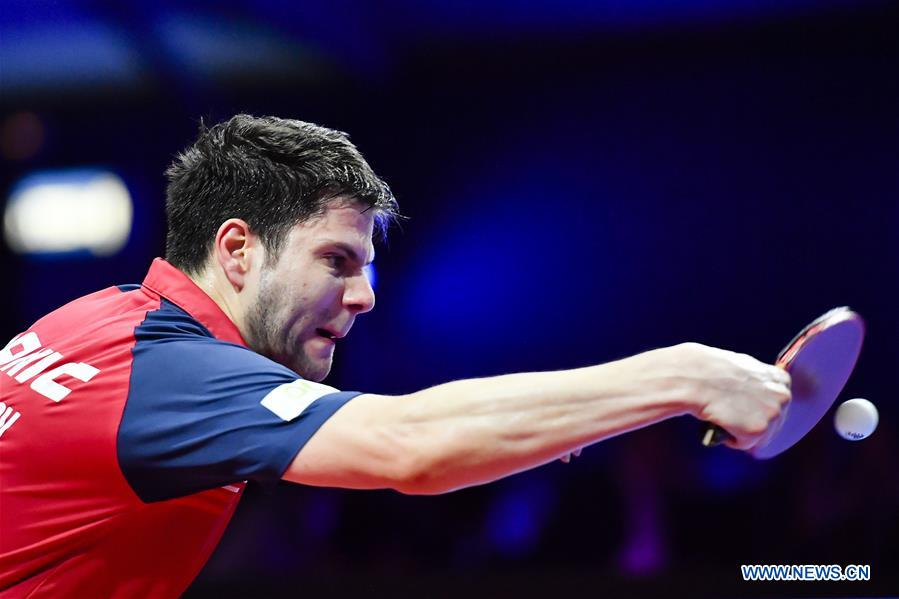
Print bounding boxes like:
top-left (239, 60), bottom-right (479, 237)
top-left (376, 394), bottom-right (460, 495)
top-left (391, 449), bottom-right (448, 496)
top-left (387, 430), bottom-right (464, 495)
top-left (395, 477), bottom-right (449, 497)
top-left (374, 398), bottom-right (448, 495)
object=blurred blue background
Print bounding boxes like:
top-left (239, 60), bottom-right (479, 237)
top-left (2, 1), bottom-right (897, 596)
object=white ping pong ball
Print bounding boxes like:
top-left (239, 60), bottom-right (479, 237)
top-left (834, 398), bottom-right (878, 441)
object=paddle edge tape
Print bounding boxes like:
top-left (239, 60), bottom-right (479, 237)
top-left (776, 306), bottom-right (861, 367)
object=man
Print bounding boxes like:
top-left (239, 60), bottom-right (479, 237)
top-left (0, 115), bottom-right (790, 597)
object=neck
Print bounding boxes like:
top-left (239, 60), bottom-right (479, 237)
top-left (188, 268), bottom-right (246, 335)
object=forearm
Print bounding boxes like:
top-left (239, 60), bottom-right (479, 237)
top-left (285, 348), bottom-right (697, 494)
top-left (390, 352), bottom-right (693, 494)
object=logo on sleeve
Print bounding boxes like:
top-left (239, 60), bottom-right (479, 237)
top-left (260, 379), bottom-right (338, 422)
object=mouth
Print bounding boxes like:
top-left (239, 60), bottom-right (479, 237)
top-left (315, 328), bottom-right (342, 342)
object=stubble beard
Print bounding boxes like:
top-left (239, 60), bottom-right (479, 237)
top-left (244, 268), bottom-right (330, 381)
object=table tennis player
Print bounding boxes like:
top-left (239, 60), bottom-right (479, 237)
top-left (0, 114), bottom-right (791, 598)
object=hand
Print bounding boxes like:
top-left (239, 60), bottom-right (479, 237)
top-left (662, 343), bottom-right (792, 450)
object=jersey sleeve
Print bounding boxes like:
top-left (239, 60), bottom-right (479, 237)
top-left (118, 302), bottom-right (361, 502)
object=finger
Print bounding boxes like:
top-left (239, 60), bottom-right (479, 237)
top-left (722, 436), bottom-right (742, 450)
top-left (724, 436), bottom-right (756, 451)
top-left (773, 368), bottom-right (792, 387)
top-left (764, 380), bottom-right (792, 400)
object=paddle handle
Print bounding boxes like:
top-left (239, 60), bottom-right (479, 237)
top-left (701, 425), bottom-right (733, 447)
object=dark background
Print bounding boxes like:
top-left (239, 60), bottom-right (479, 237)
top-left (2, 1), bottom-right (897, 597)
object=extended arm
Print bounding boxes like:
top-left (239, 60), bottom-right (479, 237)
top-left (283, 343), bottom-right (790, 494)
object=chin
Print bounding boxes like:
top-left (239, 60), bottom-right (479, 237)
top-left (293, 359), bottom-right (332, 382)
top-left (305, 370), bottom-right (330, 383)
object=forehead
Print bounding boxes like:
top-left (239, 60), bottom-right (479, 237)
top-left (286, 200), bottom-right (375, 260)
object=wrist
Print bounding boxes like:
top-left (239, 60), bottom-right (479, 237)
top-left (630, 344), bottom-right (706, 419)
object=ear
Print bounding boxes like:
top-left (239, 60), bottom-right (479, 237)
top-left (213, 219), bottom-right (261, 291)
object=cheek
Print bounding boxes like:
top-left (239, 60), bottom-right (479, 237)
top-left (277, 276), bottom-right (344, 335)
top-left (310, 279), bottom-right (344, 308)
top-left (272, 283), bottom-right (310, 330)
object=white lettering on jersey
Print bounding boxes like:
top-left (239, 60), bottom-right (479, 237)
top-left (260, 379), bottom-right (338, 422)
top-left (0, 401), bottom-right (22, 438)
top-left (0, 332), bottom-right (40, 365)
top-left (0, 332), bottom-right (100, 403)
top-left (1, 347), bottom-right (52, 376)
top-left (30, 362), bottom-right (101, 402)
top-left (15, 352), bottom-right (64, 383)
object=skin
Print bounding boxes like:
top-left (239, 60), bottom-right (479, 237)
top-left (194, 197), bottom-right (792, 495)
top-left (192, 197), bottom-right (375, 381)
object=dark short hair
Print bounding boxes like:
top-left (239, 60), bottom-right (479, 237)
top-left (164, 114), bottom-right (399, 274)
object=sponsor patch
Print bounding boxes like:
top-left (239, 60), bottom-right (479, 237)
top-left (260, 379), bottom-right (338, 422)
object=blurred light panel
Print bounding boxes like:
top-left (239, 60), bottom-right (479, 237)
top-left (4, 169), bottom-right (133, 257)
top-left (0, 21), bottom-right (144, 94)
top-left (154, 13), bottom-right (319, 80)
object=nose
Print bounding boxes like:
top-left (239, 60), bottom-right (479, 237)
top-left (344, 272), bottom-right (375, 314)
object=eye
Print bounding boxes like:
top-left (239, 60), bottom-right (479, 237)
top-left (325, 254), bottom-right (346, 270)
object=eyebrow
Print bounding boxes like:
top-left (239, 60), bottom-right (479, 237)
top-left (321, 241), bottom-right (374, 266)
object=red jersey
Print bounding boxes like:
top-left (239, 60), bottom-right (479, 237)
top-left (0, 259), bottom-right (359, 597)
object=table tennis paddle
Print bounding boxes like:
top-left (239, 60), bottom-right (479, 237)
top-left (701, 307), bottom-right (865, 459)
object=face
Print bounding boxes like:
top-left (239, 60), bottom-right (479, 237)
top-left (244, 201), bottom-right (376, 381)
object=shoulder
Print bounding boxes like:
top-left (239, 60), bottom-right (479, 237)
top-left (131, 298), bottom-right (297, 381)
